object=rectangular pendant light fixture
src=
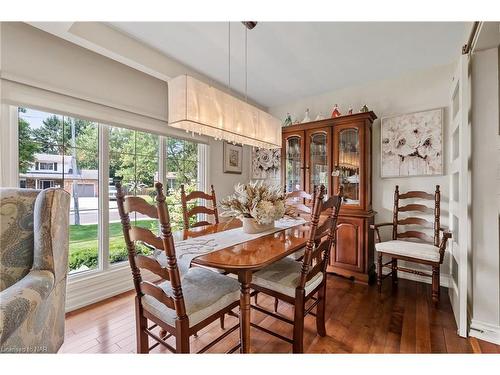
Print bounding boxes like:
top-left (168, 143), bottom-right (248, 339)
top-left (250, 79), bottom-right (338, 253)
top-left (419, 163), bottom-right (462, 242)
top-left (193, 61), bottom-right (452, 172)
top-left (168, 75), bottom-right (282, 149)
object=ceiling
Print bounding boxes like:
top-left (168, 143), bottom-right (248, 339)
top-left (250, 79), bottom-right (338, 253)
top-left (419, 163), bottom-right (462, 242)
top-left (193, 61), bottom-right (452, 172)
top-left (109, 22), bottom-right (467, 108)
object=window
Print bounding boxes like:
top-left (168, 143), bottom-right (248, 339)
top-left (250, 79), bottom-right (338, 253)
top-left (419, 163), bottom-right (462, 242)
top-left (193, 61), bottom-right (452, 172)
top-left (18, 107), bottom-right (100, 274)
top-left (17, 107), bottom-right (205, 276)
top-left (164, 138), bottom-right (202, 230)
top-left (39, 162), bottom-right (55, 170)
top-left (108, 126), bottom-right (159, 266)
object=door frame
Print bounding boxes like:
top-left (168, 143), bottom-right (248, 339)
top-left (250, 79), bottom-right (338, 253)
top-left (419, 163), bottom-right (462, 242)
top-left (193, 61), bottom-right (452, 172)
top-left (448, 54), bottom-right (471, 337)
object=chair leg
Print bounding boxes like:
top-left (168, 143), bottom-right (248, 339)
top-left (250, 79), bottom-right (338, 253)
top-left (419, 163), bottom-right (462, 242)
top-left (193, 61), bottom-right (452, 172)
top-left (391, 258), bottom-right (398, 287)
top-left (432, 265), bottom-right (440, 306)
top-left (175, 319), bottom-right (190, 353)
top-left (135, 297), bottom-right (149, 354)
top-left (220, 315), bottom-right (225, 330)
top-left (316, 283), bottom-right (327, 337)
top-left (274, 298), bottom-right (279, 313)
top-left (292, 295), bottom-right (305, 354)
top-left (377, 252), bottom-right (383, 293)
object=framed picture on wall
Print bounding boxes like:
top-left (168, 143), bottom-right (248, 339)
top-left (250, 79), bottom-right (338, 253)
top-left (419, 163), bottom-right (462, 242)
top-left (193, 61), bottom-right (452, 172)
top-left (223, 142), bottom-right (243, 174)
top-left (381, 108), bottom-right (443, 178)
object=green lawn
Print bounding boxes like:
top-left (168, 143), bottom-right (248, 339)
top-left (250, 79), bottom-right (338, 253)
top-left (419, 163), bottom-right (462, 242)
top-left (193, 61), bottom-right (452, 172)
top-left (69, 219), bottom-right (157, 243)
top-left (68, 202), bottom-right (189, 271)
top-left (69, 219), bottom-right (159, 271)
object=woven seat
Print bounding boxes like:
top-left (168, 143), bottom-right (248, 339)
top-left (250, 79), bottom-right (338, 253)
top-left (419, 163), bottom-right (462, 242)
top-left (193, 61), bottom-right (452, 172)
top-left (142, 267), bottom-right (240, 327)
top-left (287, 247), bottom-right (305, 260)
top-left (252, 257), bottom-right (323, 297)
top-left (375, 240), bottom-right (440, 262)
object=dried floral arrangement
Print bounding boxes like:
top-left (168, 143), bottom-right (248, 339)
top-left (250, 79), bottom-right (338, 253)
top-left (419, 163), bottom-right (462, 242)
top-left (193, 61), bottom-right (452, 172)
top-left (220, 181), bottom-right (295, 225)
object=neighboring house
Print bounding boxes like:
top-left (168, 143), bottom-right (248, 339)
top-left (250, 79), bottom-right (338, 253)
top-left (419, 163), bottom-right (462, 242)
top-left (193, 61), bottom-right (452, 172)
top-left (19, 153), bottom-right (99, 197)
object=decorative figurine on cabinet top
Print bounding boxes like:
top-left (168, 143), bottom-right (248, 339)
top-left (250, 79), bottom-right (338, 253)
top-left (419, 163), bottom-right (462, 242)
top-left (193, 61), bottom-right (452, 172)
top-left (348, 107), bottom-right (353, 115)
top-left (302, 108), bottom-right (311, 123)
top-left (283, 113), bottom-right (292, 127)
top-left (360, 104), bottom-right (369, 113)
top-left (331, 104), bottom-right (341, 118)
top-left (315, 112), bottom-right (325, 121)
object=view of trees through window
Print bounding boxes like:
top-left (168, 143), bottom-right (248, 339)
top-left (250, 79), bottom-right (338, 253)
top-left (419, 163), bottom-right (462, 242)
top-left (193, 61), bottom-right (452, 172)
top-left (18, 107), bottom-right (201, 274)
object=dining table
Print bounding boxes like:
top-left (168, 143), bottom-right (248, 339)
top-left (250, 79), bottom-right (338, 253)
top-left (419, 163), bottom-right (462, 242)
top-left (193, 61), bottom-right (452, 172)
top-left (170, 217), bottom-right (314, 353)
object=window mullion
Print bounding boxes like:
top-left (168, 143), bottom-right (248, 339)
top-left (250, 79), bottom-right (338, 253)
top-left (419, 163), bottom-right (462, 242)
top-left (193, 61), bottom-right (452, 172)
top-left (99, 124), bottom-right (110, 271)
top-left (159, 136), bottom-right (166, 188)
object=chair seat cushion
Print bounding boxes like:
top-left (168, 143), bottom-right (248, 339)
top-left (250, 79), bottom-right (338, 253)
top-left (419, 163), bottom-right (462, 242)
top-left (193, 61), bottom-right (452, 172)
top-left (287, 247), bottom-right (305, 260)
top-left (375, 240), bottom-right (440, 262)
top-left (141, 267), bottom-right (240, 328)
top-left (252, 257), bottom-right (323, 298)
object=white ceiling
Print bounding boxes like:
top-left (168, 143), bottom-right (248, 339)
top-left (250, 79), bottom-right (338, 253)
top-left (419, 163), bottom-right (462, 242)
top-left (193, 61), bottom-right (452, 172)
top-left (110, 22), bottom-right (466, 108)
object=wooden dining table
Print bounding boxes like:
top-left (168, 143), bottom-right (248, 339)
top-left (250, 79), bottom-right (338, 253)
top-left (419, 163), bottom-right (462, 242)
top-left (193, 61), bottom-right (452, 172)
top-left (171, 218), bottom-right (313, 353)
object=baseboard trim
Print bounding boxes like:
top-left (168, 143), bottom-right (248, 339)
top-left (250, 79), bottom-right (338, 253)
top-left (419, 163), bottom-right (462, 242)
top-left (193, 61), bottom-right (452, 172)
top-left (382, 269), bottom-right (451, 288)
top-left (65, 265), bottom-right (156, 312)
top-left (470, 319), bottom-right (500, 345)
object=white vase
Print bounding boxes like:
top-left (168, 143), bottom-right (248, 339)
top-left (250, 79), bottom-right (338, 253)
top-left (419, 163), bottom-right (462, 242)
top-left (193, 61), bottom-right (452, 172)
top-left (241, 217), bottom-right (275, 234)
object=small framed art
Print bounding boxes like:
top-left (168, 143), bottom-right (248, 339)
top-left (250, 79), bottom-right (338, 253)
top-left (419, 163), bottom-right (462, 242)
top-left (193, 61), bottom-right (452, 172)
top-left (223, 142), bottom-right (243, 174)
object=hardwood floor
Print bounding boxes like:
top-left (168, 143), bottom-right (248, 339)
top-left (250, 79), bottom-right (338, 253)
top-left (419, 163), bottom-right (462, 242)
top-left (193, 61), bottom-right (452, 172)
top-left (60, 276), bottom-right (499, 354)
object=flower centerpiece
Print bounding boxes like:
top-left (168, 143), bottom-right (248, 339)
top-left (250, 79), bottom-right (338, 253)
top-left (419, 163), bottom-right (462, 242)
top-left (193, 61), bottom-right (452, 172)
top-left (220, 182), bottom-right (293, 234)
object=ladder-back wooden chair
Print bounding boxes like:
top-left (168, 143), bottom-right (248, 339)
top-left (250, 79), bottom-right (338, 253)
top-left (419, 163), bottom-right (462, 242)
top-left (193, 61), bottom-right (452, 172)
top-left (180, 184), bottom-right (219, 230)
top-left (250, 185), bottom-right (343, 353)
top-left (116, 182), bottom-right (241, 353)
top-left (259, 187), bottom-right (317, 310)
top-left (285, 188), bottom-right (316, 217)
top-left (284, 187), bottom-right (317, 261)
top-left (372, 185), bottom-right (451, 305)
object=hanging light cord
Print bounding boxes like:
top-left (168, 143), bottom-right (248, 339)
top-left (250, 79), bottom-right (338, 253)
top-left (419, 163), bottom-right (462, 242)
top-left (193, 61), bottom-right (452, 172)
top-left (245, 27), bottom-right (248, 102)
top-left (228, 22), bottom-right (231, 92)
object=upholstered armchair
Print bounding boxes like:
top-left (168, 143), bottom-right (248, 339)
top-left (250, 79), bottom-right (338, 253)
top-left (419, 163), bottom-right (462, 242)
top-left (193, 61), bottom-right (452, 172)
top-left (0, 188), bottom-right (70, 353)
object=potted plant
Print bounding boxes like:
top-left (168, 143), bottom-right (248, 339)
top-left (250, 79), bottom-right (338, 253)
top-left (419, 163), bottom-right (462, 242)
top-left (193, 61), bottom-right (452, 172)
top-left (220, 182), bottom-right (294, 234)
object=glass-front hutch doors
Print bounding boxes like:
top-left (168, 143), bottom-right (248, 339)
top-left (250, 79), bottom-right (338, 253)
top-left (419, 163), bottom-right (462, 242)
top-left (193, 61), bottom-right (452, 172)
top-left (283, 133), bottom-right (305, 192)
top-left (305, 128), bottom-right (331, 195)
top-left (334, 125), bottom-right (362, 207)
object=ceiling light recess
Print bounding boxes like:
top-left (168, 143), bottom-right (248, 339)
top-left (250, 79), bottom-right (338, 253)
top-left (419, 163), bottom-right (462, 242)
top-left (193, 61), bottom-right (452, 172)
top-left (168, 75), bottom-right (282, 149)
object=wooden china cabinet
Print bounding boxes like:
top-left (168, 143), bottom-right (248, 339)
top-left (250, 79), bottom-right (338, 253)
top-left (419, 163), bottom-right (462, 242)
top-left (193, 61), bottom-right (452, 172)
top-left (281, 111), bottom-right (377, 284)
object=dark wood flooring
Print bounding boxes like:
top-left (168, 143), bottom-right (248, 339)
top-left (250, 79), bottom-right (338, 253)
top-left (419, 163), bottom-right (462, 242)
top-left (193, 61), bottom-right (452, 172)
top-left (59, 276), bottom-right (499, 353)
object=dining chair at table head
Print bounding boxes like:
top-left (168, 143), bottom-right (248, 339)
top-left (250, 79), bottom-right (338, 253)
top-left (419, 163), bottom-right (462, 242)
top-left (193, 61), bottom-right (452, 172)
top-left (180, 184), bottom-right (219, 230)
top-left (284, 186), bottom-right (317, 217)
top-left (250, 184), bottom-right (343, 353)
top-left (115, 182), bottom-right (240, 354)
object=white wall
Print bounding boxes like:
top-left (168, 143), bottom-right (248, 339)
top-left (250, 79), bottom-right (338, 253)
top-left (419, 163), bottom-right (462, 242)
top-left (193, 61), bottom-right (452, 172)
top-left (208, 139), bottom-right (252, 203)
top-left (269, 63), bottom-right (454, 282)
top-left (470, 46), bottom-right (500, 344)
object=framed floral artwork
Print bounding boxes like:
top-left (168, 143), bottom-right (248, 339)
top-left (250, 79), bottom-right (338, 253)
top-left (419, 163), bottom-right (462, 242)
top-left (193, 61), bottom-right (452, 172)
top-left (381, 108), bottom-right (443, 177)
top-left (251, 148), bottom-right (281, 180)
top-left (223, 142), bottom-right (243, 174)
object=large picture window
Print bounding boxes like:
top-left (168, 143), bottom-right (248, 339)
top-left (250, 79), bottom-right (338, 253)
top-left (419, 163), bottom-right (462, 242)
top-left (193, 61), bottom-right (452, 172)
top-left (17, 107), bottom-right (204, 276)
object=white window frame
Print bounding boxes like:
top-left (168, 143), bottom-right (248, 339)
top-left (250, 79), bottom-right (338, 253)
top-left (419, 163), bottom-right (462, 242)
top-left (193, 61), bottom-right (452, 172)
top-left (38, 180), bottom-right (55, 189)
top-left (39, 162), bottom-right (55, 171)
top-left (7, 105), bottom-right (208, 311)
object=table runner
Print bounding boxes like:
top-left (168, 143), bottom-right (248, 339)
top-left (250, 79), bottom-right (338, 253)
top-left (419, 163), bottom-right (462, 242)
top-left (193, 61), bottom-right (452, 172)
top-left (154, 217), bottom-right (307, 275)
